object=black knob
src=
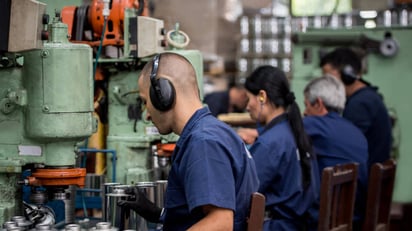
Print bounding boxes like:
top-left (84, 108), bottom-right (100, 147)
top-left (42, 14), bottom-right (49, 24)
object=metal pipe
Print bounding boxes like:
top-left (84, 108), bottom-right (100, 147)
top-left (292, 30), bottom-right (365, 45)
top-left (77, 148), bottom-right (117, 182)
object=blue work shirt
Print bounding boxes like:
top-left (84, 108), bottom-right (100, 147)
top-left (303, 112), bottom-right (369, 224)
top-left (203, 91), bottom-right (229, 117)
top-left (343, 86), bottom-right (392, 167)
top-left (163, 107), bottom-right (259, 231)
top-left (249, 114), bottom-right (319, 231)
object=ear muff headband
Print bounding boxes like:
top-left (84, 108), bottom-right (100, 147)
top-left (149, 54), bottom-right (176, 111)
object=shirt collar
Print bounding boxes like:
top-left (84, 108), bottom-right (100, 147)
top-left (177, 106), bottom-right (211, 145)
top-left (259, 113), bottom-right (288, 135)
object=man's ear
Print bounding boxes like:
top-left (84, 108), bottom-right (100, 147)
top-left (315, 97), bottom-right (327, 112)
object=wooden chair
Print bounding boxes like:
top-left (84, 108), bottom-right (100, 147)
top-left (362, 159), bottom-right (397, 231)
top-left (247, 192), bottom-right (266, 231)
top-left (318, 162), bottom-right (359, 231)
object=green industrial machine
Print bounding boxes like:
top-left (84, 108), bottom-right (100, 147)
top-left (37, 0), bottom-right (203, 192)
top-left (0, 0), bottom-right (94, 225)
top-left (291, 26), bottom-right (412, 203)
top-left (0, 0), bottom-right (204, 227)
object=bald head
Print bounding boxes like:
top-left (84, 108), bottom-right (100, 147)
top-left (138, 52), bottom-right (204, 134)
top-left (140, 52), bottom-right (200, 99)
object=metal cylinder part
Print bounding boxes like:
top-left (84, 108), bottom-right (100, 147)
top-left (29, 190), bottom-right (48, 205)
top-left (85, 174), bottom-right (104, 197)
top-left (155, 180), bottom-right (167, 208)
top-left (64, 224), bottom-right (81, 231)
top-left (88, 222), bottom-right (118, 231)
top-left (3, 221), bottom-right (18, 229)
top-left (11, 216), bottom-right (32, 230)
top-left (6, 227), bottom-right (25, 231)
top-left (106, 185), bottom-right (133, 230)
top-left (135, 182), bottom-right (158, 231)
top-left (63, 186), bottom-right (76, 224)
top-left (95, 222), bottom-right (112, 230)
top-left (89, 222), bottom-right (118, 231)
top-left (33, 224), bottom-right (57, 231)
top-left (136, 182), bottom-right (155, 203)
top-left (103, 183), bottom-right (121, 222)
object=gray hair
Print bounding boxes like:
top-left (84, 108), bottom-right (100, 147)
top-left (303, 75), bottom-right (346, 113)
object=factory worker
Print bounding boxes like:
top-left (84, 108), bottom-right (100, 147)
top-left (204, 84), bottom-right (248, 117)
top-left (118, 52), bottom-right (259, 230)
top-left (244, 65), bottom-right (319, 230)
top-left (320, 47), bottom-right (392, 168)
top-left (303, 75), bottom-right (368, 230)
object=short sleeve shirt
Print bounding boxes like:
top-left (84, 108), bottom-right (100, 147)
top-left (304, 112), bottom-right (369, 220)
top-left (249, 115), bottom-right (319, 231)
top-left (163, 107), bottom-right (259, 231)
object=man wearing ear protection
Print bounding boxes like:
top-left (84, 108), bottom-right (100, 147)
top-left (320, 47), bottom-right (392, 169)
top-left (303, 76), bottom-right (369, 230)
top-left (118, 52), bottom-right (259, 230)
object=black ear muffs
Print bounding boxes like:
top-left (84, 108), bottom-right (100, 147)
top-left (149, 54), bottom-right (176, 111)
top-left (340, 65), bottom-right (358, 85)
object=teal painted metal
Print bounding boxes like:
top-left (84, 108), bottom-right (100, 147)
top-left (291, 26), bottom-right (412, 202)
top-left (38, 0), bottom-right (83, 17)
top-left (106, 69), bottom-right (163, 184)
top-left (22, 17), bottom-right (94, 166)
top-left (0, 173), bottom-right (22, 224)
top-left (0, 16), bottom-right (93, 224)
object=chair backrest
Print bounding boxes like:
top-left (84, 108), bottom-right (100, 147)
top-left (362, 159), bottom-right (397, 231)
top-left (247, 192), bottom-right (266, 231)
top-left (318, 162), bottom-right (359, 231)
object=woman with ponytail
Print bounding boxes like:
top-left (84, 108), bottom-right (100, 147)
top-left (243, 65), bottom-right (319, 230)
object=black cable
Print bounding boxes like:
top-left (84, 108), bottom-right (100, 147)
top-left (137, 0), bottom-right (145, 16)
top-left (325, 0), bottom-right (341, 26)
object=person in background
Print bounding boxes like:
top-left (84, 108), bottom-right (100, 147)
top-left (204, 84), bottom-right (248, 117)
top-left (118, 52), bottom-right (259, 230)
top-left (303, 75), bottom-right (369, 230)
top-left (243, 65), bottom-right (319, 230)
top-left (320, 47), bottom-right (392, 168)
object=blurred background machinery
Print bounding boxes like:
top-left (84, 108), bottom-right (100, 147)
top-left (0, 0), bottom-right (203, 228)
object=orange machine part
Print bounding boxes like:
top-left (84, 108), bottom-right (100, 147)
top-left (27, 168), bottom-right (87, 187)
top-left (88, 0), bottom-right (146, 46)
top-left (157, 143), bottom-right (175, 157)
top-left (61, 6), bottom-right (77, 40)
top-left (94, 67), bottom-right (105, 81)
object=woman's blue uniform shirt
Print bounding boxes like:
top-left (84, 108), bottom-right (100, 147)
top-left (249, 115), bottom-right (319, 231)
top-left (163, 107), bottom-right (259, 230)
top-left (303, 112), bottom-right (369, 222)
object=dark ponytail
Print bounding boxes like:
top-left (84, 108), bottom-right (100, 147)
top-left (287, 101), bottom-right (313, 188)
top-left (245, 65), bottom-right (313, 188)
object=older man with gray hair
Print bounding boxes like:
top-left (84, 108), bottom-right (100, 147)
top-left (303, 75), bottom-right (368, 231)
